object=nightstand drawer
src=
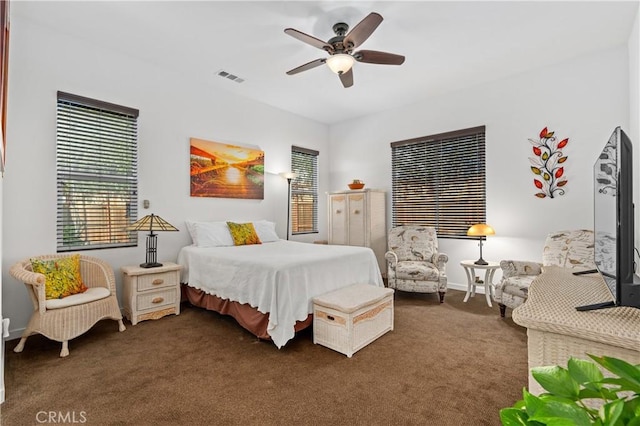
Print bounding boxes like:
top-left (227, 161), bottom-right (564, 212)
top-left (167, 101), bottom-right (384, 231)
top-left (136, 288), bottom-right (178, 311)
top-left (137, 272), bottom-right (178, 292)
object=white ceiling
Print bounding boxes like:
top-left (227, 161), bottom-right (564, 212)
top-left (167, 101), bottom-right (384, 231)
top-left (14, 1), bottom-right (639, 125)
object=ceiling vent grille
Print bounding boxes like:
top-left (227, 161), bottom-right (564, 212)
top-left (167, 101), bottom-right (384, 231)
top-left (216, 69), bottom-right (245, 84)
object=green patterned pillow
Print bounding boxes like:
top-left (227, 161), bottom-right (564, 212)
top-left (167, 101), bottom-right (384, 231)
top-left (31, 254), bottom-right (88, 299)
top-left (226, 222), bottom-right (262, 246)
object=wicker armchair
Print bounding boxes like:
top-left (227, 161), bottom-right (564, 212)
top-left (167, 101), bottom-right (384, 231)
top-left (384, 225), bottom-right (448, 302)
top-left (9, 254), bottom-right (126, 357)
top-left (495, 229), bottom-right (595, 318)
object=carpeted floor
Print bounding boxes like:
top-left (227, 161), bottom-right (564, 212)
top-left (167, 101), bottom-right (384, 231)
top-left (0, 289), bottom-right (527, 426)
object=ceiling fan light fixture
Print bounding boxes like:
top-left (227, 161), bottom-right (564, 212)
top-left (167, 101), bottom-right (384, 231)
top-left (326, 54), bottom-right (354, 75)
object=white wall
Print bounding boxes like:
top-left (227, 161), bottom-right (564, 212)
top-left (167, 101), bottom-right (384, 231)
top-left (2, 13), bottom-right (329, 336)
top-left (328, 46), bottom-right (631, 290)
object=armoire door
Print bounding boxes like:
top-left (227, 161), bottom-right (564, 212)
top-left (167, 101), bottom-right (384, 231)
top-left (328, 194), bottom-right (348, 245)
top-left (347, 193), bottom-right (366, 246)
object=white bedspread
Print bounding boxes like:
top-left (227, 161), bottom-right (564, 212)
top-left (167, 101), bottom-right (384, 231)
top-left (177, 240), bottom-right (384, 348)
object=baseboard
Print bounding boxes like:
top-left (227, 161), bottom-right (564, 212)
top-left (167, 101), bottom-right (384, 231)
top-left (447, 282), bottom-right (487, 294)
top-left (4, 328), bottom-right (23, 342)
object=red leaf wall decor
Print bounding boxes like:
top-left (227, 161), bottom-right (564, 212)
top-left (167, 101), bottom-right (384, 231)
top-left (527, 127), bottom-right (569, 199)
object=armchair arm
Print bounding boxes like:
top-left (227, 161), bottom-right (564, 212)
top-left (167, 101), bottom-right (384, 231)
top-left (10, 259), bottom-right (47, 314)
top-left (430, 252), bottom-right (448, 271)
top-left (499, 260), bottom-right (543, 279)
top-left (384, 251), bottom-right (398, 266)
top-left (10, 260), bottom-right (45, 286)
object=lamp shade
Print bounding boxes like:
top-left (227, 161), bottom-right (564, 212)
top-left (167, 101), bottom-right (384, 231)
top-left (279, 172), bottom-right (297, 180)
top-left (467, 223), bottom-right (495, 237)
top-left (326, 54), bottom-right (355, 74)
top-left (126, 214), bottom-right (178, 233)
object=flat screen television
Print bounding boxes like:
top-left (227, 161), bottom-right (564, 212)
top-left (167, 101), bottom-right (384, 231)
top-left (576, 126), bottom-right (640, 311)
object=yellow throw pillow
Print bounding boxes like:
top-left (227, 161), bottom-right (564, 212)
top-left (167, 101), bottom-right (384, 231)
top-left (31, 254), bottom-right (88, 300)
top-left (226, 222), bottom-right (262, 246)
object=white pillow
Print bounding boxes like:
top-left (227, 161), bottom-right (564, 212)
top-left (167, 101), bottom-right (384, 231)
top-left (253, 220), bottom-right (280, 242)
top-left (185, 221), bottom-right (198, 245)
top-left (193, 221), bottom-right (235, 247)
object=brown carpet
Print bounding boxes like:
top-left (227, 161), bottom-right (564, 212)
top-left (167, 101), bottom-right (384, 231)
top-left (1, 289), bottom-right (527, 426)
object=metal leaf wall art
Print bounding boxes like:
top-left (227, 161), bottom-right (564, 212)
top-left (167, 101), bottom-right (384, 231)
top-left (528, 127), bottom-right (568, 198)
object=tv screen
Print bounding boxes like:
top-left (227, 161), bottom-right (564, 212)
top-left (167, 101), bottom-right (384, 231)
top-left (590, 126), bottom-right (640, 310)
top-left (593, 129), bottom-right (620, 298)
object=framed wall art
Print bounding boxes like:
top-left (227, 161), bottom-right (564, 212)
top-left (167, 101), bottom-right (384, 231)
top-left (190, 138), bottom-right (264, 199)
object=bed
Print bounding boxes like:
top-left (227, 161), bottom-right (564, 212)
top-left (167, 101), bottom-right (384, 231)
top-left (177, 240), bottom-right (384, 348)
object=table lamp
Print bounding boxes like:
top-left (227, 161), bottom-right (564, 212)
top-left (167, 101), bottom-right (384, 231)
top-left (467, 223), bottom-right (495, 265)
top-left (126, 213), bottom-right (178, 268)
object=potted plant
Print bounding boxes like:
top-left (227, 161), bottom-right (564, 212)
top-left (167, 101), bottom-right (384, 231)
top-left (500, 354), bottom-right (640, 425)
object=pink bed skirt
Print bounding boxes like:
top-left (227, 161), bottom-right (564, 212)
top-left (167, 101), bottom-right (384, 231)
top-left (181, 284), bottom-right (313, 341)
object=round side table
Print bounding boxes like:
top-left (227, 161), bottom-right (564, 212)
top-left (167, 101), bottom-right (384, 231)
top-left (460, 260), bottom-right (500, 307)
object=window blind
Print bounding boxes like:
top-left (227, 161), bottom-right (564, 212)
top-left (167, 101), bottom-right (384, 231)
top-left (291, 146), bottom-right (319, 234)
top-left (56, 91), bottom-right (139, 251)
top-left (390, 126), bottom-right (486, 238)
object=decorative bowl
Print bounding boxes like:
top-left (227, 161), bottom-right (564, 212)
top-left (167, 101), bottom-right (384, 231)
top-left (348, 182), bottom-right (365, 190)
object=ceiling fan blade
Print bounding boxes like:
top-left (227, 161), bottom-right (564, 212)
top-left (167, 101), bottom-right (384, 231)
top-left (284, 28), bottom-right (333, 53)
top-left (343, 12), bottom-right (383, 50)
top-left (286, 58), bottom-right (326, 75)
top-left (354, 50), bottom-right (405, 65)
top-left (339, 68), bottom-right (354, 88)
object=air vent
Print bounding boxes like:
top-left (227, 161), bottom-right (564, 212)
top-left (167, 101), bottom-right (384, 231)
top-left (215, 69), bottom-right (245, 84)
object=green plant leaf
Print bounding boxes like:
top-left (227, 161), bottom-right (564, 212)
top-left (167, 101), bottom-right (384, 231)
top-left (589, 355), bottom-right (640, 390)
top-left (568, 357), bottom-right (604, 385)
top-left (578, 387), bottom-right (618, 402)
top-left (623, 396), bottom-right (640, 420)
top-left (529, 400), bottom-right (592, 426)
top-left (499, 407), bottom-right (529, 425)
top-left (599, 399), bottom-right (624, 425)
top-left (599, 377), bottom-right (640, 394)
top-left (523, 389), bottom-right (544, 417)
top-left (533, 366), bottom-right (580, 399)
top-left (628, 418), bottom-right (640, 426)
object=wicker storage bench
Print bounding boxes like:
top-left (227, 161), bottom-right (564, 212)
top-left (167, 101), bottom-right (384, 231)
top-left (513, 266), bottom-right (640, 395)
top-left (313, 283), bottom-right (394, 357)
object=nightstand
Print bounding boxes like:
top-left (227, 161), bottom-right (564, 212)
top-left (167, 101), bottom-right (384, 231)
top-left (121, 262), bottom-right (182, 325)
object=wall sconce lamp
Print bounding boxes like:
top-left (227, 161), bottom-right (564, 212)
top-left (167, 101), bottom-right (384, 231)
top-left (467, 223), bottom-right (495, 266)
top-left (280, 172), bottom-right (297, 240)
top-left (126, 213), bottom-right (179, 268)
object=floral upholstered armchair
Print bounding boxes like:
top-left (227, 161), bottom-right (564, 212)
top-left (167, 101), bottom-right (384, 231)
top-left (384, 225), bottom-right (448, 303)
top-left (494, 229), bottom-right (595, 317)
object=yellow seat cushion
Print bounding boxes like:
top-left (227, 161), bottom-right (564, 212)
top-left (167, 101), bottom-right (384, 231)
top-left (31, 254), bottom-right (88, 299)
top-left (226, 222), bottom-right (262, 246)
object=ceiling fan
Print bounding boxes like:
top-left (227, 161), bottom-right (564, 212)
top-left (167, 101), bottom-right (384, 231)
top-left (284, 12), bottom-right (405, 88)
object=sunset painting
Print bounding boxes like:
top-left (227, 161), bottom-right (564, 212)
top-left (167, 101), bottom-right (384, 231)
top-left (190, 138), bottom-right (264, 199)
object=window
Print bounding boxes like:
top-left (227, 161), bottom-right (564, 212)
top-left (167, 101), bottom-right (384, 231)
top-left (291, 146), bottom-right (319, 234)
top-left (390, 126), bottom-right (486, 238)
top-left (56, 91), bottom-right (139, 252)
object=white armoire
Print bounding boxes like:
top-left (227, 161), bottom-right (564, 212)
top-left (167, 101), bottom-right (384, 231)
top-left (327, 189), bottom-right (387, 274)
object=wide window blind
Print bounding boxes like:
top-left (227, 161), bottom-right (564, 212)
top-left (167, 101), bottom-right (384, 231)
top-left (56, 91), bottom-right (139, 252)
top-left (291, 146), bottom-right (318, 234)
top-left (390, 126), bottom-right (486, 238)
